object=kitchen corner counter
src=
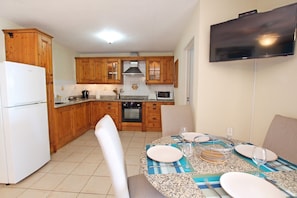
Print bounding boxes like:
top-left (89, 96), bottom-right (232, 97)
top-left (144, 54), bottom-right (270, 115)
top-left (54, 96), bottom-right (174, 108)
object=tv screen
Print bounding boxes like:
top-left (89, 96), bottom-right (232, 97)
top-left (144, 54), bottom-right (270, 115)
top-left (209, 3), bottom-right (297, 62)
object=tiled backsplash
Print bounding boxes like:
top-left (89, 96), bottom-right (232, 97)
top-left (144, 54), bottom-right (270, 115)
top-left (54, 81), bottom-right (173, 101)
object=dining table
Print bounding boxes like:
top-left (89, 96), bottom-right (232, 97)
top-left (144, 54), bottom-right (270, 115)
top-left (140, 135), bottom-right (297, 198)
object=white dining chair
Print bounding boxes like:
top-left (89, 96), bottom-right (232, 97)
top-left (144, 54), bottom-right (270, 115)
top-left (161, 105), bottom-right (194, 137)
top-left (263, 114), bottom-right (297, 164)
top-left (95, 114), bottom-right (164, 198)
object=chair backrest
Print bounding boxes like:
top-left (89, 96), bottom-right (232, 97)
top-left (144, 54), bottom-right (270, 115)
top-left (161, 105), bottom-right (194, 137)
top-left (263, 114), bottom-right (297, 164)
top-left (95, 115), bottom-right (130, 198)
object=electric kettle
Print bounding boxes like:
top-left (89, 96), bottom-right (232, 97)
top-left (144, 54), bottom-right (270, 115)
top-left (82, 90), bottom-right (89, 99)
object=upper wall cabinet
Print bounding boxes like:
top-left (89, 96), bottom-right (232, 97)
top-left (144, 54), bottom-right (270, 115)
top-left (76, 58), bottom-right (105, 84)
top-left (3, 28), bottom-right (53, 83)
top-left (75, 56), bottom-right (174, 84)
top-left (105, 58), bottom-right (122, 84)
top-left (75, 57), bottom-right (122, 84)
top-left (146, 56), bottom-right (174, 84)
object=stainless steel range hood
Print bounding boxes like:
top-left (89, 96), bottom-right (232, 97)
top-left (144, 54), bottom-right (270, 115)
top-left (123, 61), bottom-right (144, 76)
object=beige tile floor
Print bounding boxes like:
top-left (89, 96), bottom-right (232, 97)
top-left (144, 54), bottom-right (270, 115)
top-left (0, 130), bottom-right (162, 198)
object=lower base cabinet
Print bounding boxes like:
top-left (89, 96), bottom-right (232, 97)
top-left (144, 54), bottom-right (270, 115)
top-left (53, 103), bottom-right (90, 150)
top-left (73, 103), bottom-right (91, 138)
top-left (91, 102), bottom-right (102, 127)
top-left (53, 100), bottom-right (173, 152)
top-left (53, 106), bottom-right (74, 150)
top-left (143, 101), bottom-right (174, 131)
top-left (91, 101), bottom-right (121, 129)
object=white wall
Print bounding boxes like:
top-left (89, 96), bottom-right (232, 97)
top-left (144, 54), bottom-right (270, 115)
top-left (175, 0), bottom-right (257, 142)
top-left (0, 18), bottom-right (23, 62)
top-left (174, 0), bottom-right (297, 145)
top-left (251, 0), bottom-right (297, 145)
top-left (173, 4), bottom-right (199, 105)
top-left (53, 42), bottom-right (78, 82)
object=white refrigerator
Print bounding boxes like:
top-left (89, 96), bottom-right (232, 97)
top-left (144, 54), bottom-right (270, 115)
top-left (0, 61), bottom-right (50, 184)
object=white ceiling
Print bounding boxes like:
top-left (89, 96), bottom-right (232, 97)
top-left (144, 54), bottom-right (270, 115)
top-left (0, 0), bottom-right (198, 54)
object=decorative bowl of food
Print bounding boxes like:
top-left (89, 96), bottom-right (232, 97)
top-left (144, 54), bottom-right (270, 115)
top-left (195, 136), bottom-right (234, 164)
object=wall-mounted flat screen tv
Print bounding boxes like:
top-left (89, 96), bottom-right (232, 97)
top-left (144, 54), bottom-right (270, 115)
top-left (209, 3), bottom-right (297, 62)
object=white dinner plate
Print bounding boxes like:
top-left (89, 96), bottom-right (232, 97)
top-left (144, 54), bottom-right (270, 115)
top-left (235, 144), bottom-right (278, 161)
top-left (182, 132), bottom-right (210, 142)
top-left (147, 145), bottom-right (183, 163)
top-left (220, 172), bottom-right (286, 198)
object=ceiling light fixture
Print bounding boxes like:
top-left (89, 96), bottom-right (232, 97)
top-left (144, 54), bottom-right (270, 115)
top-left (97, 30), bottom-right (124, 44)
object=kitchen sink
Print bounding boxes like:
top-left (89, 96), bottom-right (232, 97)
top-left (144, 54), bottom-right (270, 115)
top-left (54, 102), bottom-right (66, 105)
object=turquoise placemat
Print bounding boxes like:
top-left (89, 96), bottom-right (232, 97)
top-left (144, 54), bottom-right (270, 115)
top-left (193, 173), bottom-right (296, 198)
top-left (146, 144), bottom-right (194, 174)
top-left (234, 143), bottom-right (297, 172)
top-left (193, 174), bottom-right (230, 198)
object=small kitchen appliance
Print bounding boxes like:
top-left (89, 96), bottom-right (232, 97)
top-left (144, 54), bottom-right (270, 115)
top-left (82, 90), bottom-right (89, 99)
top-left (156, 91), bottom-right (173, 100)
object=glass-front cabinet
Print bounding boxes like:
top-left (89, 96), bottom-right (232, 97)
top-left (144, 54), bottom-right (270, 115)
top-left (146, 58), bottom-right (162, 84)
top-left (146, 56), bottom-right (174, 84)
top-left (105, 58), bottom-right (122, 84)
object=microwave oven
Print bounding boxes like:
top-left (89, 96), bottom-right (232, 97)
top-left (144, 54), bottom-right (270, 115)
top-left (156, 91), bottom-right (174, 100)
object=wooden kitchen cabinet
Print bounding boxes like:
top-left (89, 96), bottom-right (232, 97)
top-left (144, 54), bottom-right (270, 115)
top-left (146, 58), bottom-right (161, 83)
top-left (143, 101), bottom-right (174, 131)
top-left (75, 57), bottom-right (105, 84)
top-left (91, 101), bottom-right (121, 129)
top-left (73, 103), bottom-right (91, 138)
top-left (105, 58), bottom-right (122, 84)
top-left (53, 106), bottom-right (74, 149)
top-left (54, 103), bottom-right (91, 150)
top-left (161, 56), bottom-right (174, 84)
top-left (91, 102), bottom-right (103, 127)
top-left (76, 56), bottom-right (176, 85)
top-left (146, 56), bottom-right (174, 84)
top-left (101, 101), bottom-right (121, 129)
top-left (3, 29), bottom-right (53, 81)
top-left (75, 57), bottom-right (122, 84)
top-left (3, 28), bottom-right (56, 152)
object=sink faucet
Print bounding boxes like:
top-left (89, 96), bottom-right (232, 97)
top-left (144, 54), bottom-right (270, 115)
top-left (113, 88), bottom-right (120, 99)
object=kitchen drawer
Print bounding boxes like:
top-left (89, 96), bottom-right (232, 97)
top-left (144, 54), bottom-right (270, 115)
top-left (146, 103), bottom-right (161, 111)
top-left (143, 101), bottom-right (174, 132)
top-left (146, 122), bottom-right (161, 128)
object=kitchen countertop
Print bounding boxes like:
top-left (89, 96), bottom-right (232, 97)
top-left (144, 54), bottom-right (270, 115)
top-left (54, 95), bottom-right (174, 108)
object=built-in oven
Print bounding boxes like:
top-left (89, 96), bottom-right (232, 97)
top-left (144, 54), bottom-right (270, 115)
top-left (122, 102), bottom-right (142, 122)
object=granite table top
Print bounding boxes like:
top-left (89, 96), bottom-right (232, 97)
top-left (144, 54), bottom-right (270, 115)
top-left (140, 136), bottom-right (297, 198)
